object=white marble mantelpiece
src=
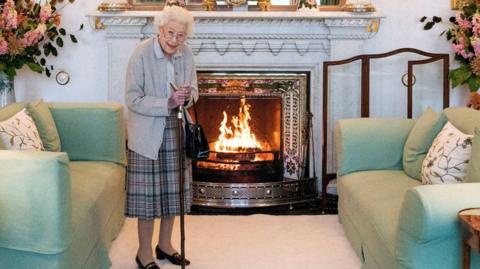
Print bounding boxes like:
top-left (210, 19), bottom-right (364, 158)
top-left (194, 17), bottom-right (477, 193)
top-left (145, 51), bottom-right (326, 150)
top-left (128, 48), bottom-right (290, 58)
top-left (88, 10), bottom-right (383, 192)
top-left (89, 11), bottom-right (383, 40)
top-left (90, 10), bottom-right (382, 20)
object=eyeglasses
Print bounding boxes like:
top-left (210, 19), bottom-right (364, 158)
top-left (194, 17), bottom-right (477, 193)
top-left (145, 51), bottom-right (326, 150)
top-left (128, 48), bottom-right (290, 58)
top-left (163, 29), bottom-right (187, 42)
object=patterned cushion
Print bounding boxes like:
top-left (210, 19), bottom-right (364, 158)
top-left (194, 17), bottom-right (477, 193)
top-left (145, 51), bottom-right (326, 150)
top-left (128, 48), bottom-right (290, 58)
top-left (0, 108), bottom-right (44, 151)
top-left (0, 103), bottom-right (26, 149)
top-left (422, 122), bottom-right (473, 184)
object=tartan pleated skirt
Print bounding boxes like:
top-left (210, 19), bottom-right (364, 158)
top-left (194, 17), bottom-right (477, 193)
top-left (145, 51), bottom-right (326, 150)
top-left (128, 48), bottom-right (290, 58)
top-left (125, 113), bottom-right (192, 220)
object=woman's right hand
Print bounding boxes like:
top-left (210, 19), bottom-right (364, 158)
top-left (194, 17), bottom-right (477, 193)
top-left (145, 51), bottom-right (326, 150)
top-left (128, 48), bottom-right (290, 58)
top-left (168, 88), bottom-right (190, 109)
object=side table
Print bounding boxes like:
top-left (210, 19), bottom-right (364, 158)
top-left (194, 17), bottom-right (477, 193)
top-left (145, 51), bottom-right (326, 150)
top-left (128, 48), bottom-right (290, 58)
top-left (458, 208), bottom-right (480, 269)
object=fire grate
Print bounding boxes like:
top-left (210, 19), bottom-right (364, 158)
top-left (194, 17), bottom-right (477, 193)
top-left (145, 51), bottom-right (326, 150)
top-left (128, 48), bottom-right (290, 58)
top-left (194, 150), bottom-right (282, 183)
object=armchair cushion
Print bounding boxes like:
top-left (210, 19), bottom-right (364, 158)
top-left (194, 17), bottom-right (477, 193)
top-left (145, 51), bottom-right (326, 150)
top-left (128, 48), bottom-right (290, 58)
top-left (335, 118), bottom-right (415, 176)
top-left (69, 161), bottom-right (125, 268)
top-left (49, 103), bottom-right (126, 166)
top-left (403, 107), bottom-right (447, 181)
top-left (27, 100), bottom-right (61, 152)
top-left (0, 103), bottom-right (25, 121)
top-left (443, 106), bottom-right (480, 135)
top-left (466, 127), bottom-right (480, 182)
top-left (338, 170), bottom-right (420, 267)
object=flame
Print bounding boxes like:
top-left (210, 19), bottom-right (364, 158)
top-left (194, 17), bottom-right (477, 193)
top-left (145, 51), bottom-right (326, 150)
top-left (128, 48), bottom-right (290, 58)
top-left (214, 97), bottom-right (264, 153)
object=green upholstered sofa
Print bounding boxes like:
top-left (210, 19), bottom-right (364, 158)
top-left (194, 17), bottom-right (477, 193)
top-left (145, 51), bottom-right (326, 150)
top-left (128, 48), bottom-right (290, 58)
top-left (335, 107), bottom-right (480, 269)
top-left (0, 103), bottom-right (126, 269)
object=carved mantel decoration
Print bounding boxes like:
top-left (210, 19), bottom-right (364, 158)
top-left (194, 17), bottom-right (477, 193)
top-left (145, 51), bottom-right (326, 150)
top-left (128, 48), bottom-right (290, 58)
top-left (87, 10), bottom-right (384, 194)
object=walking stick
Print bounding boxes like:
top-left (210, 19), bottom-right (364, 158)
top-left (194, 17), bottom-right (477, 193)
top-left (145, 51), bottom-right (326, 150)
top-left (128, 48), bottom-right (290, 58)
top-left (173, 84), bottom-right (187, 269)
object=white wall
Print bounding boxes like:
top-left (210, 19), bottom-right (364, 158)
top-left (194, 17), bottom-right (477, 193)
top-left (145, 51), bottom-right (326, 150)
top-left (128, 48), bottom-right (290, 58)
top-left (363, 0), bottom-right (469, 107)
top-left (16, 0), bottom-right (108, 102)
top-left (15, 0), bottom-right (469, 106)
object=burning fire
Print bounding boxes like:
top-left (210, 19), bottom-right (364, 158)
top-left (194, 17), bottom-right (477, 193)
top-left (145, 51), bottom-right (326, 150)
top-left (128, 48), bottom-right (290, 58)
top-left (214, 97), bottom-right (264, 153)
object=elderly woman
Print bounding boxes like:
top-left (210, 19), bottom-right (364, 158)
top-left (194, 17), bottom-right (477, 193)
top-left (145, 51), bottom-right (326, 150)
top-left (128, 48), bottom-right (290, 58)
top-left (124, 6), bottom-right (197, 269)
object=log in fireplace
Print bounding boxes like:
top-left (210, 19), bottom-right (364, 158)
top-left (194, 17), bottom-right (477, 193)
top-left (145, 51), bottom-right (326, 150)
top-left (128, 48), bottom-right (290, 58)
top-left (191, 72), bottom-right (317, 208)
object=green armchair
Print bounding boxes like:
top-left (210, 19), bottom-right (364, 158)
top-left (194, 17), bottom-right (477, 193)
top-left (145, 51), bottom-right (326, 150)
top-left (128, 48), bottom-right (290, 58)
top-left (335, 107), bottom-right (480, 269)
top-left (0, 103), bottom-right (126, 269)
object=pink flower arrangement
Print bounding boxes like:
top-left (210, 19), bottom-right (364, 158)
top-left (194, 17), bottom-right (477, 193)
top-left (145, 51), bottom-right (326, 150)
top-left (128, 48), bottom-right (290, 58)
top-left (0, 0), bottom-right (79, 78)
top-left (422, 3), bottom-right (480, 109)
top-left (422, 3), bottom-right (480, 92)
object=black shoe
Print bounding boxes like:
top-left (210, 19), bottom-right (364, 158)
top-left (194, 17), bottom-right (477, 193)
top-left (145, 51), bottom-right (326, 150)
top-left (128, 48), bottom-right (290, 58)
top-left (155, 245), bottom-right (190, 266)
top-left (135, 256), bottom-right (160, 269)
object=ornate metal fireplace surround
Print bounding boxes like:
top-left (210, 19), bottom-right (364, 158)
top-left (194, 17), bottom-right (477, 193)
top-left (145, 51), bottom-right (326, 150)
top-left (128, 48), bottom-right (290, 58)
top-left (192, 72), bottom-right (316, 207)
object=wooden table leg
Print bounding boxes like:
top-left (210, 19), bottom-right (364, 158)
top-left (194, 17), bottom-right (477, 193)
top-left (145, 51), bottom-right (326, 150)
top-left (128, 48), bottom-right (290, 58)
top-left (463, 240), bottom-right (471, 269)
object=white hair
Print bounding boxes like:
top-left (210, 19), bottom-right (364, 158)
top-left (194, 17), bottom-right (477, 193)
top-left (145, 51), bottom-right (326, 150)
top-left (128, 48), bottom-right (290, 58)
top-left (154, 6), bottom-right (194, 36)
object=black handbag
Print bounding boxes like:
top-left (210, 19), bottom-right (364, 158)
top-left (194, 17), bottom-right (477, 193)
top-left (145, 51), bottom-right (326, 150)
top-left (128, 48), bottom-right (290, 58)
top-left (184, 100), bottom-right (210, 160)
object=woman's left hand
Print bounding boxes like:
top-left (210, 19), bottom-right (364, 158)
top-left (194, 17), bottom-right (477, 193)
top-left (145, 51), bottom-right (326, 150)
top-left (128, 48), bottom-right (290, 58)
top-left (179, 84), bottom-right (192, 105)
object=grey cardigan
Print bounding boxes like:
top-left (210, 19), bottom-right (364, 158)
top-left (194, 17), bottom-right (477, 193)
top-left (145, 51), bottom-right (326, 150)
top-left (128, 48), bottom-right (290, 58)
top-left (125, 37), bottom-right (199, 160)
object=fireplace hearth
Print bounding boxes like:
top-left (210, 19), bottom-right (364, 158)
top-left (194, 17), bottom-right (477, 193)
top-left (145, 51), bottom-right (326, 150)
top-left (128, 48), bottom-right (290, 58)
top-left (191, 72), bottom-right (316, 208)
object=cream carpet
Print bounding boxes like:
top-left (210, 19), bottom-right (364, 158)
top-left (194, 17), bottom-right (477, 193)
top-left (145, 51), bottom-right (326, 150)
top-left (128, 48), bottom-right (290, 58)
top-left (109, 215), bottom-right (361, 269)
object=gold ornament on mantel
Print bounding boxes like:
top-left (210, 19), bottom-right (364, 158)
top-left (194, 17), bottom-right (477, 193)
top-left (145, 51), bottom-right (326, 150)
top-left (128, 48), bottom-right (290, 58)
top-left (165, 0), bottom-right (187, 8)
top-left (97, 1), bottom-right (130, 12)
top-left (257, 0), bottom-right (271, 11)
top-left (343, 1), bottom-right (375, 12)
top-left (202, 0), bottom-right (217, 11)
top-left (225, 0), bottom-right (247, 7)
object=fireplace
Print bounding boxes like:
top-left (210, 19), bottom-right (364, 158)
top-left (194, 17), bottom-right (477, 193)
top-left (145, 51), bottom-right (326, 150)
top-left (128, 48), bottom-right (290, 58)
top-left (91, 11), bottom-right (383, 207)
top-left (191, 72), bottom-right (317, 208)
